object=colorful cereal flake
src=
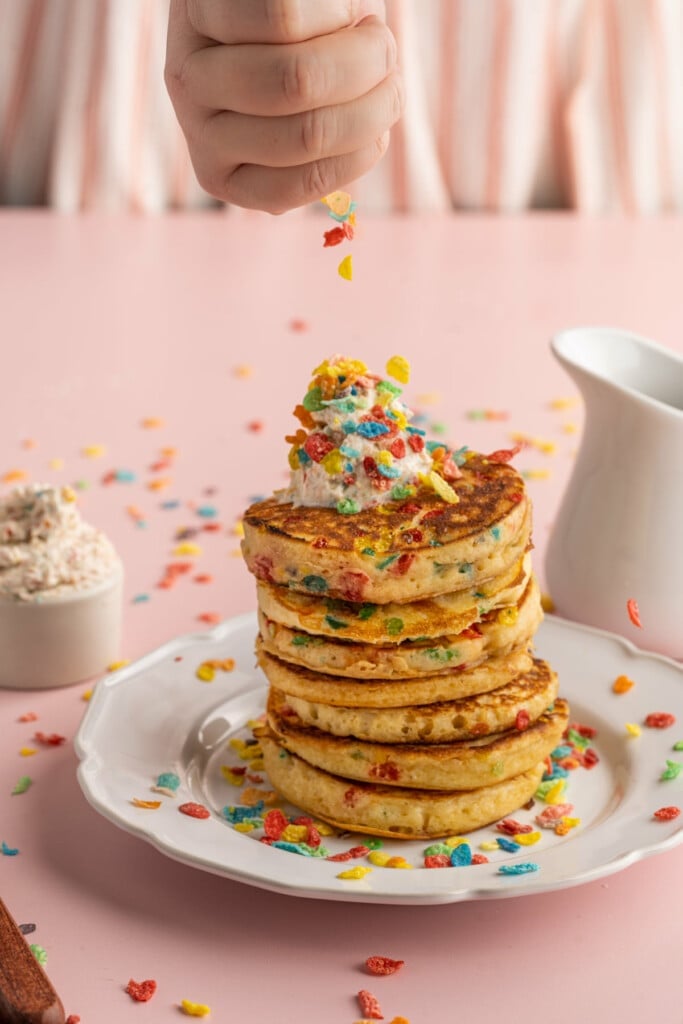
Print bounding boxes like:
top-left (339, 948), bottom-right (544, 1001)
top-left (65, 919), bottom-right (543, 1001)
top-left (125, 979), bottom-right (157, 1002)
top-left (358, 990), bottom-right (384, 1020)
top-left (365, 956), bottom-right (405, 976)
top-left (180, 999), bottom-right (211, 1017)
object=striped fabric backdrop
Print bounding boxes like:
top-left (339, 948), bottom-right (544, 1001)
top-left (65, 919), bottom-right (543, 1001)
top-left (1, 0), bottom-right (682, 212)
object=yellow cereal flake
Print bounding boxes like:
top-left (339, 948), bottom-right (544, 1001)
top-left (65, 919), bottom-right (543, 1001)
top-left (322, 191), bottom-right (353, 216)
top-left (281, 825), bottom-right (308, 843)
top-left (514, 830), bottom-right (541, 846)
top-left (196, 663), bottom-right (215, 682)
top-left (376, 450), bottom-right (393, 467)
top-left (20, 748), bottom-right (37, 757)
top-left (229, 739), bottom-right (263, 762)
top-left (205, 658), bottom-right (235, 672)
top-left (148, 477), bottom-right (172, 492)
top-left (81, 444), bottom-right (106, 459)
top-left (550, 396), bottom-right (579, 410)
top-left (368, 851), bottom-right (390, 867)
top-left (497, 607), bottom-right (518, 626)
top-left (444, 836), bottom-right (467, 848)
top-left (233, 822), bottom-right (255, 833)
top-left (337, 254), bottom-right (353, 281)
top-left (385, 355), bottom-right (411, 385)
top-left (625, 722), bottom-right (641, 737)
top-left (479, 840), bottom-right (500, 851)
top-left (337, 866), bottom-right (373, 880)
top-left (173, 542), bottom-right (202, 557)
top-left (141, 417), bottom-right (165, 429)
top-left (427, 471), bottom-right (459, 505)
top-left (321, 449), bottom-right (344, 475)
top-left (131, 798), bottom-right (161, 810)
top-left (542, 779), bottom-right (567, 804)
top-left (2, 469), bottom-right (28, 484)
top-left (107, 659), bottom-right (129, 672)
top-left (312, 819), bottom-right (335, 836)
top-left (523, 469), bottom-right (551, 481)
top-left (613, 674), bottom-right (635, 694)
top-left (562, 422), bottom-right (578, 434)
top-left (49, 458), bottom-right (64, 471)
top-left (180, 999), bottom-right (211, 1017)
top-left (81, 688), bottom-right (93, 701)
top-left (232, 520), bottom-right (245, 537)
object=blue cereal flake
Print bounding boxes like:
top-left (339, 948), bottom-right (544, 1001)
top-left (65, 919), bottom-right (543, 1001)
top-left (551, 744), bottom-right (573, 759)
top-left (450, 843), bottom-right (473, 867)
top-left (272, 840), bottom-right (311, 855)
top-left (497, 837), bottom-right (521, 853)
top-left (377, 463), bottom-right (401, 479)
top-left (161, 499), bottom-right (181, 509)
top-left (132, 593), bottom-right (150, 603)
top-left (302, 574), bottom-right (328, 593)
top-left (222, 802), bottom-right (265, 823)
top-left (1, 841), bottom-right (19, 856)
top-left (114, 469), bottom-right (136, 482)
top-left (542, 764), bottom-right (569, 782)
top-left (490, 526), bottom-right (501, 540)
top-left (155, 772), bottom-right (181, 792)
top-left (498, 862), bottom-right (540, 876)
top-left (196, 505), bottom-right (218, 518)
top-left (356, 421), bottom-right (389, 439)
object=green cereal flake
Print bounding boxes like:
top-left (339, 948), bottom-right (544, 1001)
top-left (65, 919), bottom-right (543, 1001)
top-left (337, 499), bottom-right (360, 515)
top-left (325, 615), bottom-right (349, 630)
top-left (11, 777), bottom-right (32, 796)
top-left (385, 617), bottom-right (404, 636)
top-left (291, 634), bottom-right (311, 646)
top-left (458, 562), bottom-right (474, 575)
top-left (30, 945), bottom-right (47, 966)
top-left (426, 648), bottom-right (455, 662)
top-left (673, 740), bottom-right (683, 751)
top-left (429, 539), bottom-right (443, 547)
top-left (303, 386), bottom-right (325, 411)
top-left (302, 574), bottom-right (328, 593)
top-left (377, 554), bottom-right (399, 570)
top-left (430, 422), bottom-right (447, 435)
top-left (660, 760), bottom-right (682, 781)
top-left (362, 547), bottom-right (376, 557)
top-left (376, 380), bottom-right (403, 397)
top-left (424, 843), bottom-right (451, 857)
top-left (357, 603), bottom-right (377, 620)
top-left (366, 839), bottom-right (383, 849)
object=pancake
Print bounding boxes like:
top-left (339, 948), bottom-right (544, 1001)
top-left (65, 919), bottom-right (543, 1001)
top-left (242, 456), bottom-right (531, 604)
top-left (267, 695), bottom-right (569, 790)
top-left (256, 554), bottom-right (530, 644)
top-left (258, 731), bottom-right (546, 838)
top-left (271, 659), bottom-right (558, 744)
top-left (258, 643), bottom-right (534, 708)
top-left (258, 575), bottom-right (543, 679)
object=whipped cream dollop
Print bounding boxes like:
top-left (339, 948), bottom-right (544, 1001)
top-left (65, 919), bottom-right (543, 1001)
top-left (280, 356), bottom-right (462, 512)
top-left (0, 484), bottom-right (120, 601)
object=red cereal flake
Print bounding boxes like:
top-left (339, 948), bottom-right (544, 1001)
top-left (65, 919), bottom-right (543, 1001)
top-left (514, 710), bottom-right (530, 731)
top-left (66, 1016), bottom-right (81, 1023)
top-left (389, 553), bottom-right (415, 577)
top-left (178, 802), bottom-right (210, 820)
top-left (368, 762), bottom-right (401, 781)
top-left (338, 570), bottom-right (370, 602)
top-left (33, 732), bottom-right (66, 746)
top-left (304, 433), bottom-right (335, 463)
top-left (497, 818), bottom-right (533, 835)
top-left (125, 979), bottom-right (157, 1002)
top-left (18, 712), bottom-right (38, 723)
top-left (486, 445), bottom-right (522, 464)
top-left (306, 824), bottom-right (322, 848)
top-left (247, 420), bottom-right (264, 433)
top-left (389, 438), bottom-right (406, 459)
top-left (408, 434), bottom-right (425, 453)
top-left (424, 854), bottom-right (450, 869)
top-left (358, 990), bottom-right (384, 1020)
top-left (645, 712), bottom-right (676, 729)
top-left (471, 853), bottom-right (489, 865)
top-left (653, 806), bottom-right (680, 821)
top-left (197, 612), bottom-right (221, 624)
top-left (570, 722), bottom-right (597, 739)
top-left (400, 529), bottom-right (423, 545)
top-left (581, 747), bottom-right (600, 769)
top-left (365, 956), bottom-right (405, 976)
top-left (627, 598), bottom-right (642, 628)
top-left (263, 808), bottom-right (288, 840)
top-left (323, 225), bottom-right (347, 247)
top-left (289, 318), bottom-right (309, 332)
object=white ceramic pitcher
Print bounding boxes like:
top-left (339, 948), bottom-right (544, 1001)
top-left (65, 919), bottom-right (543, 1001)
top-left (545, 326), bottom-right (683, 659)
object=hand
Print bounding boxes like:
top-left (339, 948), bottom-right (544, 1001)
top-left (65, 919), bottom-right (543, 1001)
top-left (165, 0), bottom-right (403, 213)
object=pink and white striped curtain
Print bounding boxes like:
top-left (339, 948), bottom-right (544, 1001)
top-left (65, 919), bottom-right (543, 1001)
top-left (1, 0), bottom-right (682, 212)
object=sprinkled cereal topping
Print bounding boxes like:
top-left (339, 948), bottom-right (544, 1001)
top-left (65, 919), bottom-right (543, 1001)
top-left (280, 356), bottom-right (465, 513)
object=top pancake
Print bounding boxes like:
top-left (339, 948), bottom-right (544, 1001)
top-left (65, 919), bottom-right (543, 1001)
top-left (242, 455), bottom-right (530, 604)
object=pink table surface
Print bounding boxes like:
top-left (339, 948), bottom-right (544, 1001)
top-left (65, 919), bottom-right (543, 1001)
top-left (1, 210), bottom-right (682, 1023)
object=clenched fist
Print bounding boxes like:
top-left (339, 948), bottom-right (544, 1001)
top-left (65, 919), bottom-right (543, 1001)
top-left (165, 0), bottom-right (403, 213)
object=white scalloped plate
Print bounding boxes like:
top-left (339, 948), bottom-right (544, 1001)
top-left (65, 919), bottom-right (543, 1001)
top-left (75, 613), bottom-right (683, 904)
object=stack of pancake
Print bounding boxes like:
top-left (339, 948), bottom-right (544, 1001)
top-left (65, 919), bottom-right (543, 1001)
top-left (243, 451), bottom-right (569, 840)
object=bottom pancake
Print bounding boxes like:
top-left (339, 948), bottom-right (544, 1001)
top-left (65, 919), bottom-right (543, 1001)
top-left (258, 732), bottom-right (546, 839)
top-left (267, 696), bottom-right (569, 791)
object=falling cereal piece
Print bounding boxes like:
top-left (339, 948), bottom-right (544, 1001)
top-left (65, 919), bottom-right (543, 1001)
top-left (81, 445), bottom-right (106, 459)
top-left (81, 689), bottom-right (93, 701)
top-left (197, 612), bottom-right (221, 625)
top-left (322, 190), bottom-right (353, 217)
top-left (141, 417), bottom-right (164, 429)
top-left (613, 674), bottom-right (635, 694)
top-left (131, 798), bottom-right (162, 809)
top-left (173, 542), bottom-right (202, 557)
top-left (550, 397), bottom-right (579, 410)
top-left (627, 598), bottom-right (642, 628)
top-left (34, 732), bottom-right (66, 746)
top-left (562, 422), bottom-right (578, 434)
top-left (386, 355), bottom-right (411, 385)
top-left (148, 478), bottom-right (172, 492)
top-left (247, 421), bottom-right (264, 433)
top-left (20, 748), bottom-right (37, 757)
top-left (233, 364), bottom-right (254, 377)
top-left (48, 458), bottom-right (64, 470)
top-left (11, 777), bottom-right (32, 796)
top-left (338, 254), bottom-right (353, 281)
top-left (181, 999), bottom-right (211, 1017)
top-left (365, 956), bottom-right (405, 976)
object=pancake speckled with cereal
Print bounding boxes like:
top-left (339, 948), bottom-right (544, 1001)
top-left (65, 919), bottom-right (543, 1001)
top-left (242, 356), bottom-right (531, 604)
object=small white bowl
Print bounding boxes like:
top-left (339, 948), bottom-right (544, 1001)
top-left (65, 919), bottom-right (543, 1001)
top-left (0, 563), bottom-right (124, 689)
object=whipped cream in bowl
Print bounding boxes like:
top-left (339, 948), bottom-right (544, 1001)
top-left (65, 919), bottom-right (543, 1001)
top-left (0, 485), bottom-right (124, 688)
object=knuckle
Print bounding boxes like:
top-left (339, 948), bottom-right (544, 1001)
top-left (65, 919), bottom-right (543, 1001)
top-left (299, 107), bottom-right (335, 160)
top-left (302, 159), bottom-right (336, 202)
top-left (280, 52), bottom-right (325, 110)
top-left (264, 0), bottom-right (303, 42)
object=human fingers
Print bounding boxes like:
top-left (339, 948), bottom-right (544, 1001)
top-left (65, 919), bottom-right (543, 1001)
top-left (185, 0), bottom-right (386, 45)
top-left (200, 70), bottom-right (403, 169)
top-left (193, 132), bottom-right (390, 213)
top-left (179, 17), bottom-right (397, 116)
